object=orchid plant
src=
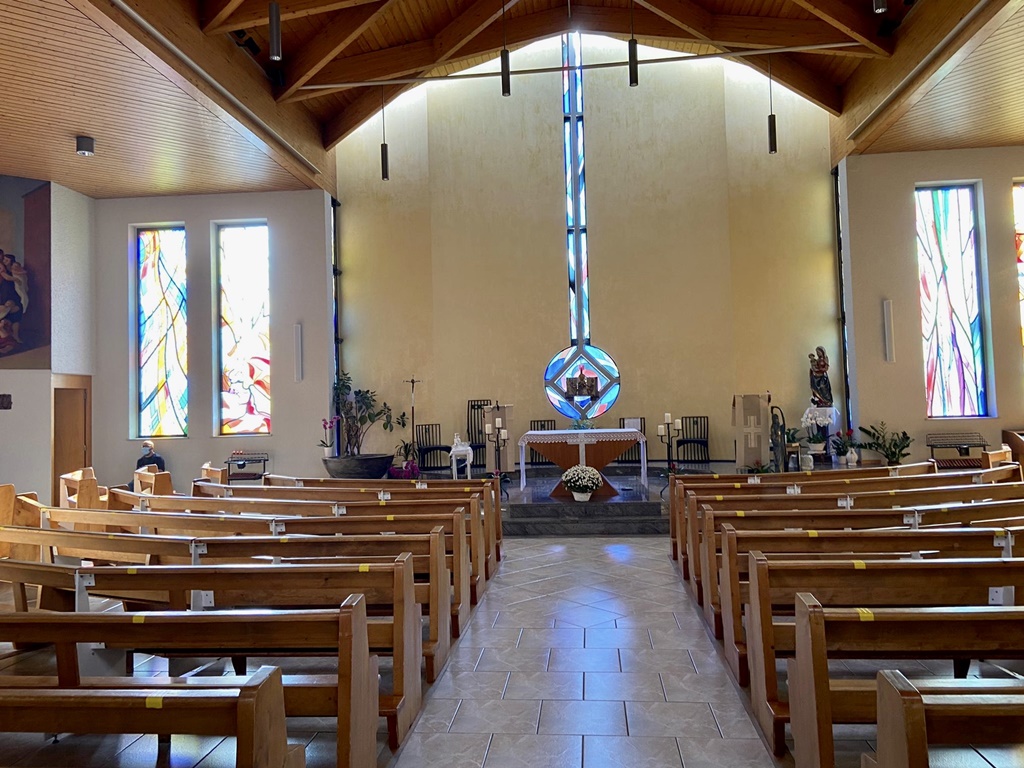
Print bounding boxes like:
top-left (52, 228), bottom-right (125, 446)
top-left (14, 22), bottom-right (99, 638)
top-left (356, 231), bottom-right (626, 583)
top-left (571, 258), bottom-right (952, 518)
top-left (319, 415), bottom-right (341, 448)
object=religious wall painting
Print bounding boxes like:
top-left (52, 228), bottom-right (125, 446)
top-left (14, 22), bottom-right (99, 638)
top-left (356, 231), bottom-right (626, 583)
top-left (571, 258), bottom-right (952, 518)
top-left (0, 177), bottom-right (51, 370)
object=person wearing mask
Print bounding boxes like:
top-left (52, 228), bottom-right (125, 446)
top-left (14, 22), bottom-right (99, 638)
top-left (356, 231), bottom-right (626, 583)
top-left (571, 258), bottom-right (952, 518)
top-left (136, 440), bottom-right (165, 472)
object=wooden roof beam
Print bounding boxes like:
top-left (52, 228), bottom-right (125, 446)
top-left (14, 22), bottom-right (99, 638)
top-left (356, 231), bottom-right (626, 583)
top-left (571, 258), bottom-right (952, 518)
top-left (830, 0), bottom-right (1023, 161)
top-left (286, 41), bottom-right (438, 102)
top-left (634, 0), bottom-right (712, 38)
top-left (204, 0), bottom-right (382, 36)
top-left (434, 0), bottom-right (526, 62)
top-left (786, 0), bottom-right (893, 56)
top-left (277, 0), bottom-right (400, 101)
top-left (201, 0), bottom-right (246, 34)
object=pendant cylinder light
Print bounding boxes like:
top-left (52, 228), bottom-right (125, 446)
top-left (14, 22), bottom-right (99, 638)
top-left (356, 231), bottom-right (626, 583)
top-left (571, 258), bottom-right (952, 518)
top-left (500, 2), bottom-right (510, 96)
top-left (873, 0), bottom-right (887, 13)
top-left (269, 2), bottom-right (282, 61)
top-left (628, 0), bottom-right (638, 87)
top-left (380, 88), bottom-right (389, 181)
top-left (767, 55), bottom-right (777, 154)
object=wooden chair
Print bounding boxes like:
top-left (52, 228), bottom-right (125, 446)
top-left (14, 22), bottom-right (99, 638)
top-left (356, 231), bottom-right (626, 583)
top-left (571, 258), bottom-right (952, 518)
top-left (466, 399), bottom-right (491, 468)
top-left (675, 415), bottom-right (710, 464)
top-left (414, 423), bottom-right (449, 470)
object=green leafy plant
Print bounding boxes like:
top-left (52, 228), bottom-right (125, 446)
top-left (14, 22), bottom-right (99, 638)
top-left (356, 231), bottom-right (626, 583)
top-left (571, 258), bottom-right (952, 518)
top-left (571, 417), bottom-right (595, 430)
top-left (806, 431), bottom-right (827, 444)
top-left (831, 428), bottom-right (856, 456)
top-left (744, 460), bottom-right (776, 474)
top-left (858, 421), bottom-right (913, 466)
top-left (395, 439), bottom-right (418, 462)
top-left (785, 427), bottom-right (801, 444)
top-left (333, 370), bottom-right (407, 456)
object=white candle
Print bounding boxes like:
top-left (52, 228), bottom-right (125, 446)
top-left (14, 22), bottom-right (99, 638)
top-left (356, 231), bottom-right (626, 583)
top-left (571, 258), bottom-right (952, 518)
top-left (674, 418), bottom-right (682, 431)
top-left (495, 417), bottom-right (502, 429)
top-left (657, 424), bottom-right (666, 436)
top-left (500, 429), bottom-right (508, 440)
top-left (485, 423), bottom-right (493, 435)
top-left (664, 413), bottom-right (672, 424)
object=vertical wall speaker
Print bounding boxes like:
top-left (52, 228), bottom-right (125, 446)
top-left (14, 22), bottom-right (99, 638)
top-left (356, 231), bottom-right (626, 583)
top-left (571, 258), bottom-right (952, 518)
top-left (294, 323), bottom-right (303, 382)
top-left (882, 299), bottom-right (895, 362)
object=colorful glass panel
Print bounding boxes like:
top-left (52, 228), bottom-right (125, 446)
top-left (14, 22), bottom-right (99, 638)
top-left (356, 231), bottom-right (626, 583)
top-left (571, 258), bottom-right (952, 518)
top-left (218, 224), bottom-right (271, 434)
top-left (137, 227), bottom-right (188, 437)
top-left (914, 186), bottom-right (987, 417)
top-left (1012, 183), bottom-right (1024, 346)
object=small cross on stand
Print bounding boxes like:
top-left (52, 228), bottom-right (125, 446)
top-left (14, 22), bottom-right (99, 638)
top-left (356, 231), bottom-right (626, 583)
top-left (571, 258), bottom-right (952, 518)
top-left (403, 377), bottom-right (422, 463)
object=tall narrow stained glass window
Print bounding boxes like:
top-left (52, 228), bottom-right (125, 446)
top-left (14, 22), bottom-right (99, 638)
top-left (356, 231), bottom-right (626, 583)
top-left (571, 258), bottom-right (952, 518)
top-left (1011, 183), bottom-right (1024, 346)
top-left (137, 227), bottom-right (188, 437)
top-left (914, 185), bottom-right (988, 417)
top-left (218, 223), bottom-right (271, 434)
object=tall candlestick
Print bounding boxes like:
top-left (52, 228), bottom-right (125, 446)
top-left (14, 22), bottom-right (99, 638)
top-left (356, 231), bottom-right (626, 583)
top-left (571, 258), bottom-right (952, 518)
top-left (674, 418), bottom-right (682, 431)
top-left (485, 423), bottom-right (493, 435)
top-left (664, 412), bottom-right (672, 424)
top-left (657, 424), bottom-right (666, 436)
top-left (500, 429), bottom-right (508, 440)
top-left (495, 417), bottom-right (502, 429)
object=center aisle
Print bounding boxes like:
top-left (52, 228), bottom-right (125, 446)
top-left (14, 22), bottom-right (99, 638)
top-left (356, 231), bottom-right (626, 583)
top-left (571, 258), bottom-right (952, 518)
top-left (386, 537), bottom-right (778, 768)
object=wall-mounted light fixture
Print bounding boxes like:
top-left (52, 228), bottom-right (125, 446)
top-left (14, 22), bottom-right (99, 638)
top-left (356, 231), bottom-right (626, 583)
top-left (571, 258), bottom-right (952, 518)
top-left (75, 136), bottom-right (95, 156)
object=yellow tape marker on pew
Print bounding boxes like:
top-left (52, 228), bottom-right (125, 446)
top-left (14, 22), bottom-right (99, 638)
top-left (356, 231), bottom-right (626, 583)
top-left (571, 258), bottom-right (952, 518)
top-left (387, 515), bottom-right (395, 521)
top-left (132, 615), bottom-right (145, 624)
top-left (280, 537), bottom-right (288, 543)
top-left (715, 495), bottom-right (724, 501)
top-left (736, 511), bottom-right (745, 517)
top-left (146, 697), bottom-right (163, 709)
top-left (734, 483), bottom-right (742, 489)
top-left (856, 608), bottom-right (874, 622)
top-left (844, 479), bottom-right (851, 485)
top-left (713, 474), bottom-right (720, 479)
top-left (127, 568), bottom-right (137, 575)
top-left (807, 530), bottom-right (818, 537)
top-left (379, 500), bottom-right (386, 506)
top-left (852, 560), bottom-right (866, 569)
top-left (359, 564), bottom-right (370, 572)
top-left (889, 490), bottom-right (896, 496)
top-left (464, 487), bottom-right (471, 492)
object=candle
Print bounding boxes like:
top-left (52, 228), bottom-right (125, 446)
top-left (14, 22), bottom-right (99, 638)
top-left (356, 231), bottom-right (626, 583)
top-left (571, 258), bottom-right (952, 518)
top-left (674, 418), bottom-right (682, 431)
top-left (485, 423), bottom-right (493, 435)
top-left (664, 412), bottom-right (672, 424)
top-left (495, 417), bottom-right (502, 429)
top-left (500, 429), bottom-right (508, 440)
top-left (657, 424), bottom-right (666, 436)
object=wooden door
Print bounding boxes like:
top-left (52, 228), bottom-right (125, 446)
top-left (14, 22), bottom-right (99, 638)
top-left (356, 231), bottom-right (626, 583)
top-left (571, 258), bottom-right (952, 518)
top-left (52, 375), bottom-right (91, 505)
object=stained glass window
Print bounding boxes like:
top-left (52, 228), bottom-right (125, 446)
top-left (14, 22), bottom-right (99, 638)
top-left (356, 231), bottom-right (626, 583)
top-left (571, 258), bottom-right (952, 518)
top-left (1011, 183), bottom-right (1024, 346)
top-left (137, 227), bottom-right (188, 437)
top-left (218, 224), bottom-right (271, 434)
top-left (914, 186), bottom-right (988, 417)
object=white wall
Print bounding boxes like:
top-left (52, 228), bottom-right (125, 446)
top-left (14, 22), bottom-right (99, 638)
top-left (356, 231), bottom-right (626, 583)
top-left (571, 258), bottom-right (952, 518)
top-left (92, 189), bottom-right (334, 488)
top-left (842, 147), bottom-right (1024, 461)
top-left (0, 369), bottom-right (53, 499)
top-left (337, 36), bottom-right (840, 460)
top-left (51, 183), bottom-right (95, 376)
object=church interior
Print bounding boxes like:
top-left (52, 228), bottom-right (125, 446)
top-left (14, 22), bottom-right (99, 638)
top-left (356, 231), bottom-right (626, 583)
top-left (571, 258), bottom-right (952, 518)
top-left (4, 0), bottom-right (1024, 765)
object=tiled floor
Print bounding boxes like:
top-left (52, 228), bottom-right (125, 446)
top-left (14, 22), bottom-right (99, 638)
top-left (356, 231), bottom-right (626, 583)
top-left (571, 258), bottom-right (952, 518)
top-left (384, 536), bottom-right (776, 768)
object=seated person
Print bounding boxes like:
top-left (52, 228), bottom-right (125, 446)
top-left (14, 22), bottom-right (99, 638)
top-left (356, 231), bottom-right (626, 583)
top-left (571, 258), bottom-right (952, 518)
top-left (136, 440), bottom-right (166, 472)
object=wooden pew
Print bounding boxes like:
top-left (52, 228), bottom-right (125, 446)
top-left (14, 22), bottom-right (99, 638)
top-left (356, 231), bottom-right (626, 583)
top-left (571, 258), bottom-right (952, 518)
top-left (685, 480), bottom-right (1024, 609)
top-left (667, 462), bottom-right (938, 567)
top-left (263, 474), bottom-right (504, 562)
top-left (194, 479), bottom-right (499, 585)
top-left (746, 555), bottom-right (1024, 756)
top-left (868, 670), bottom-right (1024, 768)
top-left (0, 665), bottom-right (304, 768)
top-left (702, 498), bottom-right (1024, 641)
top-left (0, 522), bottom-right (452, 680)
top-left (59, 468), bottom-right (110, 510)
top-left (789, 596), bottom-right (1024, 768)
top-left (37, 501), bottom-right (472, 637)
top-left (0, 599), bottom-right (376, 768)
top-left (198, 462), bottom-right (229, 483)
top-left (133, 464), bottom-right (174, 495)
top-left (121, 490), bottom-right (488, 604)
top-left (718, 525), bottom-right (1021, 685)
top-left (0, 556), bottom-right (421, 748)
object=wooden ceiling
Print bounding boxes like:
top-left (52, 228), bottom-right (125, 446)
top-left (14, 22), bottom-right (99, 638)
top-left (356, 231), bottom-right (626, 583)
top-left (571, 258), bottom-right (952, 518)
top-left (3, 0), bottom-right (1022, 199)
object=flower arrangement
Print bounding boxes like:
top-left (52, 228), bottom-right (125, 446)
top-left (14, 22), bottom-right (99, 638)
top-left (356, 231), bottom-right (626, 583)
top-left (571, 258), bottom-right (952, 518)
top-left (858, 422), bottom-right (913, 466)
top-left (831, 428), bottom-right (856, 456)
top-left (571, 417), bottom-right (595, 430)
top-left (561, 464), bottom-right (603, 493)
top-left (318, 415), bottom-right (341, 448)
top-left (801, 408), bottom-right (837, 429)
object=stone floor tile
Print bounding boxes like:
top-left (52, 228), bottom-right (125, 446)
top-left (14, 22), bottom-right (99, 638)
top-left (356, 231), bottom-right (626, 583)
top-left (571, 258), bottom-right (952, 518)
top-left (539, 701), bottom-right (628, 736)
top-left (391, 732), bottom-right (492, 768)
top-left (613, 613), bottom-right (683, 629)
top-left (491, 611), bottom-right (557, 629)
top-left (585, 672), bottom-right (666, 701)
top-left (548, 648), bottom-right (621, 672)
top-left (649, 627), bottom-right (716, 651)
top-left (709, 703), bottom-right (760, 739)
top-left (476, 647), bottom-right (552, 672)
top-left (413, 697), bottom-right (463, 732)
top-left (583, 735), bottom-right (683, 768)
top-left (546, 605), bottom-right (625, 628)
top-left (449, 699), bottom-right (543, 734)
top-left (482, 733), bottom-right (582, 768)
top-left (428, 670), bottom-right (511, 699)
top-left (589, 596), bottom-right (679, 615)
top-left (585, 628), bottom-right (653, 649)
top-left (457, 628), bottom-right (524, 648)
top-left (661, 672), bottom-right (742, 703)
top-left (676, 737), bottom-right (776, 768)
top-left (624, 701), bottom-right (721, 738)
top-left (549, 586), bottom-right (621, 605)
top-left (503, 671), bottom-right (584, 700)
top-left (618, 648), bottom-right (697, 674)
top-left (518, 627), bottom-right (585, 648)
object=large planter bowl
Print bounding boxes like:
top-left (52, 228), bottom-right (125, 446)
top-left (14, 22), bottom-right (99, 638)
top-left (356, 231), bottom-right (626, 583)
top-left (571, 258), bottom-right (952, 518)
top-left (322, 453), bottom-right (394, 479)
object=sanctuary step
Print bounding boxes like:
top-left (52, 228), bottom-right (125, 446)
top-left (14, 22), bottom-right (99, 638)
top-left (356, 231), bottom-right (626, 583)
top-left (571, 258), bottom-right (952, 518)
top-left (502, 498), bottom-right (668, 536)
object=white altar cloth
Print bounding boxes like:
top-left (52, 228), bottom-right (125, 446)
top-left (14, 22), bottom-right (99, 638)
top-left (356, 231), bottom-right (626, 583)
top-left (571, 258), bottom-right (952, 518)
top-left (517, 428), bottom-right (647, 491)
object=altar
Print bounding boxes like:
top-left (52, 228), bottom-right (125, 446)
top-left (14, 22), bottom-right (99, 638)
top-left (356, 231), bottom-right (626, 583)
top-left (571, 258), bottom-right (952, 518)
top-left (518, 429), bottom-right (647, 498)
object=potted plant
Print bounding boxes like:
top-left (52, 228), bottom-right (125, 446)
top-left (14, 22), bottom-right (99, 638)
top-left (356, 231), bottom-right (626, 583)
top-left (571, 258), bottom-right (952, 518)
top-left (806, 432), bottom-right (827, 454)
top-left (323, 371), bottom-right (407, 479)
top-left (389, 439), bottom-right (421, 479)
top-left (318, 415), bottom-right (341, 457)
top-left (561, 464), bottom-right (603, 501)
top-left (831, 428), bottom-right (855, 464)
top-left (858, 422), bottom-right (913, 466)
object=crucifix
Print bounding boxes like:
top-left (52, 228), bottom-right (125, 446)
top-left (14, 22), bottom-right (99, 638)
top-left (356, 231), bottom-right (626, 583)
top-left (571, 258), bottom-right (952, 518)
top-left (403, 377), bottom-right (421, 451)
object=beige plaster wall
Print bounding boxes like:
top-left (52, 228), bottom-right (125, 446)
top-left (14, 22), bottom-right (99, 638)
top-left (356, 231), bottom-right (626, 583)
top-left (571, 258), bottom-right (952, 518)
top-left (337, 35), bottom-right (840, 461)
top-left (842, 148), bottom-right (1024, 462)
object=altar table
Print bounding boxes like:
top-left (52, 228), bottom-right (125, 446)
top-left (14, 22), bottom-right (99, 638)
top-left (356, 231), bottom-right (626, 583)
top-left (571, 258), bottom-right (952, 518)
top-left (518, 429), bottom-right (647, 498)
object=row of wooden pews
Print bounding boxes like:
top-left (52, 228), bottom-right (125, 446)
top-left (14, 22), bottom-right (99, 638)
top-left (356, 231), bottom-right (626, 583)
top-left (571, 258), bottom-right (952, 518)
top-left (668, 450), bottom-right (1024, 768)
top-left (0, 465), bottom-right (504, 767)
